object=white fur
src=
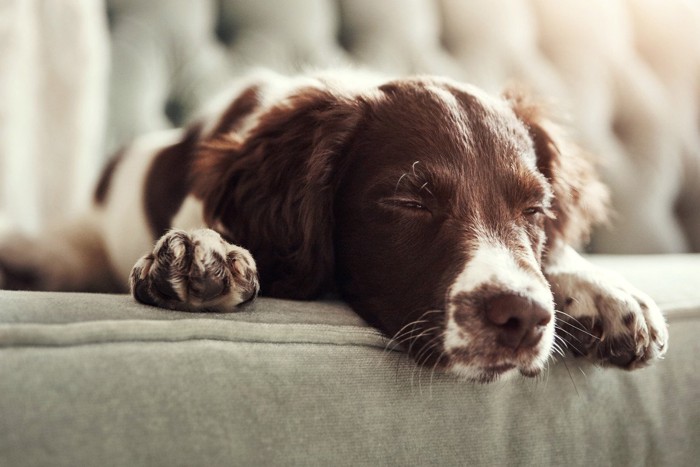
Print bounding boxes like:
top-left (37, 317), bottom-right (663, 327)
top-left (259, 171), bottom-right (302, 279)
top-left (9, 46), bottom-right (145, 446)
top-left (449, 362), bottom-right (519, 382)
top-left (545, 242), bottom-right (669, 365)
top-left (443, 235), bottom-right (555, 379)
top-left (449, 239), bottom-right (553, 307)
top-left (171, 196), bottom-right (207, 232)
top-left (100, 129), bottom-right (185, 282)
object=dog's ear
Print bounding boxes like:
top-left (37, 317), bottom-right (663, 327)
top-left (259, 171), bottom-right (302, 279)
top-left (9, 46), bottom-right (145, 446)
top-left (193, 87), bottom-right (362, 299)
top-left (504, 88), bottom-right (609, 250)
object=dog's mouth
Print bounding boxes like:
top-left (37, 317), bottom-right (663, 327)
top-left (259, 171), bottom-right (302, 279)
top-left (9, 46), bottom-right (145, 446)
top-left (437, 331), bottom-right (551, 380)
top-left (476, 364), bottom-right (542, 383)
top-left (446, 359), bottom-right (545, 383)
top-left (483, 363), bottom-right (517, 373)
top-left (391, 306), bottom-right (553, 383)
top-left (477, 364), bottom-right (518, 383)
top-left (402, 339), bottom-right (547, 383)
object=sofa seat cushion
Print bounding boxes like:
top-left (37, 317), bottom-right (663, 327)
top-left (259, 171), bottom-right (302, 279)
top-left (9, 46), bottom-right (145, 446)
top-left (1, 255), bottom-right (699, 466)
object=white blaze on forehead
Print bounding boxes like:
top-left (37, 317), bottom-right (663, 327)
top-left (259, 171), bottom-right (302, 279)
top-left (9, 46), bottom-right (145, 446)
top-left (426, 85), bottom-right (471, 131)
top-left (426, 79), bottom-right (541, 173)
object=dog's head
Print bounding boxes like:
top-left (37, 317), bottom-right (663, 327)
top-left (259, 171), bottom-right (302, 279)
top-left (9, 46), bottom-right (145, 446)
top-left (195, 75), bottom-right (608, 382)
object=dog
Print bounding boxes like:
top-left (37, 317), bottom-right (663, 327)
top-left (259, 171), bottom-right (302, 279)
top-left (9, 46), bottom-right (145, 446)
top-left (0, 70), bottom-right (668, 382)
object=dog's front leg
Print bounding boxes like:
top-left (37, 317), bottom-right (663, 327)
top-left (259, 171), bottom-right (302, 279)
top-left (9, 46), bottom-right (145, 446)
top-left (130, 229), bottom-right (259, 312)
top-left (544, 241), bottom-right (668, 369)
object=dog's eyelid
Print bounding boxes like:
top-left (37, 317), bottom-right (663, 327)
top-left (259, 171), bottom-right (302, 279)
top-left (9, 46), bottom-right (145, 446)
top-left (520, 190), bottom-right (553, 217)
top-left (380, 197), bottom-right (431, 212)
top-left (522, 206), bottom-right (545, 216)
top-left (522, 205), bottom-right (555, 221)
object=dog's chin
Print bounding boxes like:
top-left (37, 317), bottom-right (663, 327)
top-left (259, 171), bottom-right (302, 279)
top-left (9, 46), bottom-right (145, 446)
top-left (448, 361), bottom-right (544, 383)
top-left (439, 322), bottom-right (555, 383)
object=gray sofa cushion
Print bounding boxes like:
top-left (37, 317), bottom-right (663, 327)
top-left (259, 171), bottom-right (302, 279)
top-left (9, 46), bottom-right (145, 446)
top-left (1, 255), bottom-right (699, 466)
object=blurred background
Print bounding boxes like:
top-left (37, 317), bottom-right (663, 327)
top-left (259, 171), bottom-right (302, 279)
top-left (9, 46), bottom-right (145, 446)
top-left (0, 0), bottom-right (698, 253)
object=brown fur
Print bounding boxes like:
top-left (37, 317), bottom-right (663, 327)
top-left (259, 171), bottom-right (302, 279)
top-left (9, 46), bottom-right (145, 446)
top-left (209, 85), bottom-right (260, 137)
top-left (193, 88), bottom-right (362, 298)
top-left (185, 76), bottom-right (607, 367)
top-left (145, 125), bottom-right (201, 238)
top-left (504, 88), bottom-right (610, 249)
top-left (94, 147), bottom-right (126, 205)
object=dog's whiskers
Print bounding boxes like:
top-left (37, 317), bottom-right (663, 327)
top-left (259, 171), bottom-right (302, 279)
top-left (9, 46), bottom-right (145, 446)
top-left (385, 310), bottom-right (444, 382)
top-left (412, 331), bottom-right (444, 392)
top-left (407, 326), bottom-right (442, 357)
top-left (418, 181), bottom-right (434, 197)
top-left (554, 308), bottom-right (588, 326)
top-left (555, 319), bottom-right (600, 343)
top-left (562, 358), bottom-right (580, 397)
top-left (394, 172), bottom-right (409, 193)
top-left (550, 340), bottom-right (566, 358)
top-left (555, 310), bottom-right (601, 341)
top-left (385, 315), bottom-right (433, 350)
top-left (429, 344), bottom-right (449, 395)
top-left (411, 160), bottom-right (420, 177)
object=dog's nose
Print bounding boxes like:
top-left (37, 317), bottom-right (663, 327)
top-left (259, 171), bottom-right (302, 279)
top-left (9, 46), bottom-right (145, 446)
top-left (484, 294), bottom-right (551, 350)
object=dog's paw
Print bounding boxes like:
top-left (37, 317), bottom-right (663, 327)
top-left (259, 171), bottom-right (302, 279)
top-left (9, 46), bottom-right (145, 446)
top-left (130, 229), bottom-right (259, 312)
top-left (548, 268), bottom-right (668, 369)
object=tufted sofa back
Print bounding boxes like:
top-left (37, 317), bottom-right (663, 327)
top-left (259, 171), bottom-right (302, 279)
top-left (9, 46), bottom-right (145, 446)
top-left (106, 0), bottom-right (700, 253)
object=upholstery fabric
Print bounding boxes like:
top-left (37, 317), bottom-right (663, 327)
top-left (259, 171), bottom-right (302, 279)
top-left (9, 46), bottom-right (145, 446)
top-left (106, 0), bottom-right (700, 253)
top-left (2, 255), bottom-right (699, 466)
top-left (1, 1), bottom-right (699, 247)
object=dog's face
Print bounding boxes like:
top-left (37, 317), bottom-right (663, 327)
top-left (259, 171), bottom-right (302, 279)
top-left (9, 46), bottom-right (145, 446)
top-left (334, 79), bottom-right (556, 382)
top-left (197, 75), bottom-right (605, 382)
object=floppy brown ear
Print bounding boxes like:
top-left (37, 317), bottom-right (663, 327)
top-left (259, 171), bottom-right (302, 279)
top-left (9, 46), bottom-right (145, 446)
top-left (505, 88), bottom-right (609, 251)
top-left (192, 87), bottom-right (362, 299)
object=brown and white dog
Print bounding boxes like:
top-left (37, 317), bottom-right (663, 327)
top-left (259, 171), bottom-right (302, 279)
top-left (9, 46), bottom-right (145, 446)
top-left (0, 70), bottom-right (668, 382)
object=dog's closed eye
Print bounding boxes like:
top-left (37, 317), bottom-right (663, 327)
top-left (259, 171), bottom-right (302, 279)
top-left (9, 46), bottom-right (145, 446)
top-left (381, 198), bottom-right (431, 214)
top-left (522, 206), bottom-right (545, 216)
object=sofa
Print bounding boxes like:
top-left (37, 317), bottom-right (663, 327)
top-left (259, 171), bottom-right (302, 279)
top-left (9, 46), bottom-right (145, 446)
top-left (1, 1), bottom-right (699, 466)
top-left (2, 255), bottom-right (699, 466)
